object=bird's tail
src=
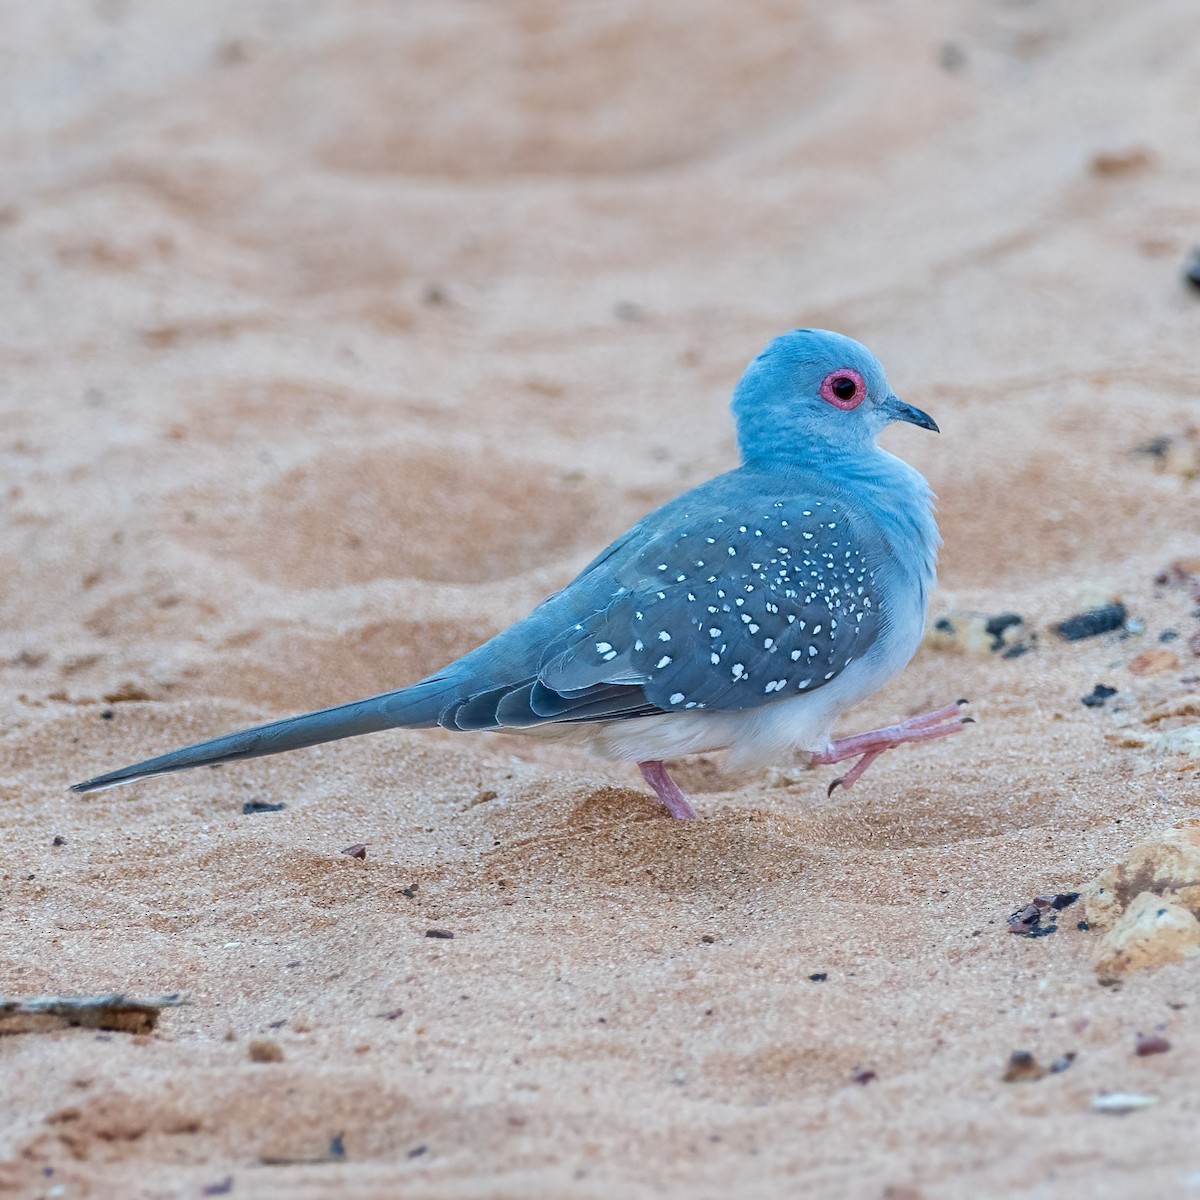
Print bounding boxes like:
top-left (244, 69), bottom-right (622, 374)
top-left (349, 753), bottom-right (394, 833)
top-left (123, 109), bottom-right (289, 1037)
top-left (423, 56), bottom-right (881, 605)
top-left (70, 677), bottom-right (457, 793)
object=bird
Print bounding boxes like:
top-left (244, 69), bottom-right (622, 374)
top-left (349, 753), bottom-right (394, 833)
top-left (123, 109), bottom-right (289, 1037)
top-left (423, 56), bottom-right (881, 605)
top-left (72, 329), bottom-right (969, 818)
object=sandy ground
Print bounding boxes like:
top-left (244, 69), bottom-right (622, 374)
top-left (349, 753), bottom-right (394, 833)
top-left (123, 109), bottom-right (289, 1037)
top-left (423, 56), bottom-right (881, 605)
top-left (2, 1), bottom-right (1200, 1196)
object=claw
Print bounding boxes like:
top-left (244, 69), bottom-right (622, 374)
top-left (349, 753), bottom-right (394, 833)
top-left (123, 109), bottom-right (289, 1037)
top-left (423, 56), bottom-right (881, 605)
top-left (961, 716), bottom-right (976, 725)
top-left (827, 776), bottom-right (845, 797)
top-left (956, 698), bottom-right (970, 706)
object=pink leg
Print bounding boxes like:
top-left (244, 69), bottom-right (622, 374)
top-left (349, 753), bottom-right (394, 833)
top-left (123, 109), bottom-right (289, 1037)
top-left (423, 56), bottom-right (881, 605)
top-left (638, 760), bottom-right (699, 820)
top-left (812, 700), bottom-right (972, 795)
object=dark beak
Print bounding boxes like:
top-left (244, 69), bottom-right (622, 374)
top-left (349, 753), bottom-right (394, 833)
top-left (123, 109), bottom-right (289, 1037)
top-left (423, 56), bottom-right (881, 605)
top-left (884, 393), bottom-right (939, 433)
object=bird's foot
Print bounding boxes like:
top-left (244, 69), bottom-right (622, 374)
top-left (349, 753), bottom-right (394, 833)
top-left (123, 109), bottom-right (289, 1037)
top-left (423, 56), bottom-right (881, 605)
top-left (638, 760), bottom-right (699, 820)
top-left (813, 700), bottom-right (972, 795)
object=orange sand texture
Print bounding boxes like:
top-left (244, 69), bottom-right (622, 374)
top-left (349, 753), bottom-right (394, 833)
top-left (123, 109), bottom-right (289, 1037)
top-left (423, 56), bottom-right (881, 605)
top-left (3, 2), bottom-right (1200, 1197)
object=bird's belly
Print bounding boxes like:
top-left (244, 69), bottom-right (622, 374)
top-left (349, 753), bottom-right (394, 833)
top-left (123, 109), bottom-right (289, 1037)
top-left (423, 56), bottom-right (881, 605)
top-left (537, 680), bottom-right (855, 770)
top-left (527, 597), bottom-right (927, 770)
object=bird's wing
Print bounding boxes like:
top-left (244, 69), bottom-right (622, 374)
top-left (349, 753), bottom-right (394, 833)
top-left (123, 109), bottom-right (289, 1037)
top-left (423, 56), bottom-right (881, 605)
top-left (442, 494), bottom-right (884, 728)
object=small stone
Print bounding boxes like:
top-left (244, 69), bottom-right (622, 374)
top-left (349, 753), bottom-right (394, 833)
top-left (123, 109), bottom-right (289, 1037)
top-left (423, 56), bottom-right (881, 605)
top-left (1089, 146), bottom-right (1154, 176)
top-left (425, 929), bottom-right (454, 939)
top-left (851, 1065), bottom-right (877, 1085)
top-left (1048, 1052), bottom-right (1076, 1074)
top-left (242, 801), bottom-right (285, 814)
top-left (1135, 1033), bottom-right (1171, 1057)
top-left (1054, 603), bottom-right (1128, 641)
top-left (1082, 684), bottom-right (1118, 708)
top-left (340, 843), bottom-right (367, 859)
top-left (1091, 1092), bottom-right (1158, 1115)
top-left (1185, 248), bottom-right (1200, 293)
top-left (1002, 1050), bottom-right (1045, 1082)
top-left (1008, 891), bottom-right (1078, 936)
top-left (248, 1039), bottom-right (284, 1063)
top-left (1008, 903), bottom-right (1043, 935)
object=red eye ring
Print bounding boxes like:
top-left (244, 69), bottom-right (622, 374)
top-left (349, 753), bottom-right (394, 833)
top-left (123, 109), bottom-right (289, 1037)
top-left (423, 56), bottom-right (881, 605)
top-left (819, 367), bottom-right (866, 411)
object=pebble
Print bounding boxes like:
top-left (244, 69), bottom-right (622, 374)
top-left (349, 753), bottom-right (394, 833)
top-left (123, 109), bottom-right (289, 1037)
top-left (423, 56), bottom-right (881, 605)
top-left (1135, 1033), bottom-right (1171, 1057)
top-left (1054, 603), bottom-right (1127, 641)
top-left (1185, 248), bottom-right (1200, 293)
top-left (1091, 1092), bottom-right (1157, 1115)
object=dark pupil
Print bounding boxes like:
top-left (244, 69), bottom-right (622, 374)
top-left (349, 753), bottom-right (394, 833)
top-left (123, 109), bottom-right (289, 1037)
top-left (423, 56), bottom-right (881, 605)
top-left (831, 376), bottom-right (857, 401)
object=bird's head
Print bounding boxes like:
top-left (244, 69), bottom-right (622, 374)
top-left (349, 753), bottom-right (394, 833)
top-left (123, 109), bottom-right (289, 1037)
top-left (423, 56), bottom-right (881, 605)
top-left (730, 329), bottom-right (937, 467)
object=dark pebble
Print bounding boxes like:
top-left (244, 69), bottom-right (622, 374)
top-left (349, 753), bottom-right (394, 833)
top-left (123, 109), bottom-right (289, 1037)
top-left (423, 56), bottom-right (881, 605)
top-left (985, 612), bottom-right (1024, 644)
top-left (242, 801), bottom-right (286, 814)
top-left (1054, 603), bottom-right (1127, 641)
top-left (1008, 902), bottom-right (1042, 935)
top-left (340, 843), bottom-right (368, 859)
top-left (425, 928), bottom-right (454, 939)
top-left (1002, 1050), bottom-right (1044, 1082)
top-left (100, 709), bottom-right (114, 721)
top-left (329, 1133), bottom-right (346, 1160)
top-left (808, 972), bottom-right (828, 982)
top-left (1001, 644), bottom-right (1030, 659)
top-left (1077, 920), bottom-right (1089, 931)
top-left (1135, 1033), bottom-right (1171, 1056)
top-left (408, 1144), bottom-right (428, 1159)
top-left (1082, 684), bottom-right (1118, 707)
top-left (1008, 892), bottom-right (1077, 936)
top-left (201, 1178), bottom-right (234, 1197)
top-left (1048, 1052), bottom-right (1076, 1074)
top-left (51, 836), bottom-right (66, 847)
top-left (401, 884), bottom-right (418, 898)
top-left (1140, 435), bottom-right (1174, 462)
top-left (851, 1066), bottom-right (877, 1085)
top-left (1159, 629), bottom-right (1179, 643)
top-left (1185, 248), bottom-right (1200, 292)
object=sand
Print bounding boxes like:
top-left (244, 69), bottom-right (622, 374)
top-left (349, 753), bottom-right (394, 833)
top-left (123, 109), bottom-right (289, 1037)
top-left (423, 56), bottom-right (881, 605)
top-left (2, 1), bottom-right (1200, 1196)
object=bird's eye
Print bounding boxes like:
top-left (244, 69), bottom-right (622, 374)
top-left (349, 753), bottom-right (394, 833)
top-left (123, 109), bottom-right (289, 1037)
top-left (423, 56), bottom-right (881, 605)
top-left (819, 368), bottom-right (866, 411)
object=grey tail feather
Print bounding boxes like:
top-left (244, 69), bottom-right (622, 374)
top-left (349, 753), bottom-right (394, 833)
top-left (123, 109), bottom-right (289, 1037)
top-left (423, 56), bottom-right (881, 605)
top-left (70, 677), bottom-right (457, 794)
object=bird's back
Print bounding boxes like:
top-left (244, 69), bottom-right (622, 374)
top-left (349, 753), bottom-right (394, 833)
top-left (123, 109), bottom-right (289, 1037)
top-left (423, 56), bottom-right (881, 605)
top-left (433, 451), bottom-right (936, 733)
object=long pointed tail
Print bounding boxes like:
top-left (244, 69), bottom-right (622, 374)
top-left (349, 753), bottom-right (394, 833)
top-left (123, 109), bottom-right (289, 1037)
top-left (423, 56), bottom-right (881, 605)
top-left (70, 678), bottom-right (456, 793)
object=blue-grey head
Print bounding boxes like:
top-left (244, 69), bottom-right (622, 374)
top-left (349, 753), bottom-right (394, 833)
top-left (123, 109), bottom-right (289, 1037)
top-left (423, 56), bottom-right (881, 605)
top-left (731, 329), bottom-right (937, 467)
